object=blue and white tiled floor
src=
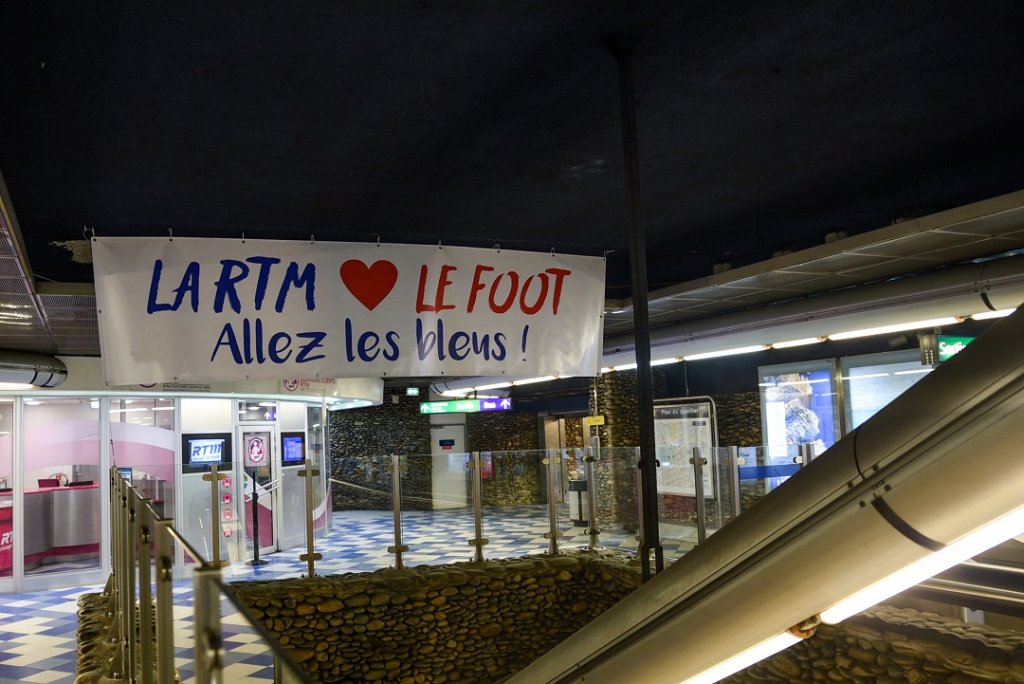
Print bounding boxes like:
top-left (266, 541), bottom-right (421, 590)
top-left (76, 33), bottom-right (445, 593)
top-left (1, 506), bottom-right (697, 682)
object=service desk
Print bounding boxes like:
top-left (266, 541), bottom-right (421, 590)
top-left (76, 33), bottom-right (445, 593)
top-left (22, 483), bottom-right (101, 569)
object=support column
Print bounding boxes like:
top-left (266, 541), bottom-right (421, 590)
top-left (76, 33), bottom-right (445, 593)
top-left (610, 35), bottom-right (663, 579)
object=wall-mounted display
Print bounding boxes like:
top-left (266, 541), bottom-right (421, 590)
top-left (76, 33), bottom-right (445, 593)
top-left (759, 360), bottom-right (839, 459)
top-left (181, 432), bottom-right (233, 473)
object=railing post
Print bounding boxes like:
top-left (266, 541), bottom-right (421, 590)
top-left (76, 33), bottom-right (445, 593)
top-left (107, 470), bottom-right (126, 680)
top-left (584, 438), bottom-right (603, 550)
top-left (125, 486), bottom-right (139, 683)
top-left (468, 452), bottom-right (488, 562)
top-left (138, 500), bottom-right (155, 684)
top-left (153, 520), bottom-right (176, 684)
top-left (634, 462), bottom-right (646, 558)
top-left (691, 446), bottom-right (708, 544)
top-left (192, 565), bottom-right (224, 684)
top-left (728, 446), bottom-right (742, 519)
top-left (297, 458), bottom-right (322, 577)
top-left (387, 454), bottom-right (408, 569)
top-left (201, 464), bottom-right (228, 568)
top-left (544, 450), bottom-right (561, 554)
top-left (799, 443), bottom-right (815, 468)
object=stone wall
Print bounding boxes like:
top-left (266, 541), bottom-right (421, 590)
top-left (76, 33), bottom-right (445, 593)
top-left (589, 369), bottom-right (668, 532)
top-left (726, 605), bottom-right (1024, 683)
top-left (711, 391), bottom-right (762, 446)
top-left (329, 392), bottom-right (432, 511)
top-left (467, 411), bottom-right (543, 506)
top-left (231, 552), bottom-right (642, 684)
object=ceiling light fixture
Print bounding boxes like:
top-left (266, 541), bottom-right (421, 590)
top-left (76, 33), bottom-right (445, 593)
top-left (474, 382), bottom-right (512, 391)
top-left (820, 505), bottom-right (1024, 624)
top-left (512, 376), bottom-right (556, 386)
top-left (827, 317), bottom-right (960, 341)
top-left (683, 345), bottom-right (769, 361)
top-left (0, 382), bottom-right (34, 390)
top-left (970, 308), bottom-right (1016, 320)
top-left (770, 337), bottom-right (825, 349)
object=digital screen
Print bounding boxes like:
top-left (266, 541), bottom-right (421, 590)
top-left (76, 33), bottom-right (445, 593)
top-left (181, 432), bottom-right (232, 473)
top-left (189, 438), bottom-right (226, 464)
top-left (281, 433), bottom-right (305, 463)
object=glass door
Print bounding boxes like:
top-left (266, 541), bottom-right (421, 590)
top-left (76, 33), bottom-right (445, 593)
top-left (239, 425), bottom-right (278, 560)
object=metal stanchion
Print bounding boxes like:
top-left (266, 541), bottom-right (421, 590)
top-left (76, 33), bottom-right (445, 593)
top-left (153, 520), bottom-right (176, 684)
top-left (387, 454), bottom-right (408, 569)
top-left (691, 446), bottom-right (708, 544)
top-left (125, 485), bottom-right (139, 683)
top-left (544, 450), bottom-right (561, 554)
top-left (192, 565), bottom-right (224, 684)
top-left (468, 452), bottom-right (488, 562)
top-left (799, 443), bottom-right (815, 468)
top-left (109, 474), bottom-right (129, 679)
top-left (297, 458), bottom-right (322, 577)
top-left (138, 500), bottom-right (155, 684)
top-left (728, 446), bottom-right (742, 520)
top-left (246, 473), bottom-right (267, 567)
top-left (634, 469), bottom-right (646, 558)
top-left (584, 439), bottom-right (603, 551)
top-left (201, 464), bottom-right (227, 568)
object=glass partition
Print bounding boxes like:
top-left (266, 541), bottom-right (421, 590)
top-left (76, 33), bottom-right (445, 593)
top-left (306, 404), bottom-right (330, 534)
top-left (22, 397), bottom-right (101, 576)
top-left (401, 452), bottom-right (475, 567)
top-left (0, 400), bottom-right (13, 581)
top-left (588, 446), bottom-right (640, 553)
top-left (110, 397), bottom-right (176, 517)
top-left (480, 450), bottom-right (550, 557)
top-left (323, 453), bottom-right (394, 573)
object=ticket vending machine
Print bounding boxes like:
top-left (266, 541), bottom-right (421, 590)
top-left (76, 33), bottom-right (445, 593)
top-left (179, 433), bottom-right (243, 565)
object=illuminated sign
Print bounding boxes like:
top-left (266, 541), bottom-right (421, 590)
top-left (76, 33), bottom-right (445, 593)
top-left (419, 398), bottom-right (512, 414)
top-left (937, 335), bottom-right (975, 362)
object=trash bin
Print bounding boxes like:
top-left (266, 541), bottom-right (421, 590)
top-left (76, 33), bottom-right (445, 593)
top-left (568, 479), bottom-right (589, 526)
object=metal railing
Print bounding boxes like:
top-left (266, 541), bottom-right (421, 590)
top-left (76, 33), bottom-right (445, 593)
top-left (101, 444), bottom-right (814, 683)
top-left (105, 465), bottom-right (315, 684)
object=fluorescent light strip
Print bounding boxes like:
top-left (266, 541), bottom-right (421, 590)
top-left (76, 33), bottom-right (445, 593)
top-left (474, 382), bottom-right (512, 391)
top-left (681, 632), bottom-right (803, 684)
top-left (0, 382), bottom-right (34, 390)
top-left (971, 308), bottom-right (1016, 321)
top-left (512, 376), bottom-right (556, 386)
top-left (894, 368), bottom-right (932, 376)
top-left (770, 337), bottom-right (824, 349)
top-left (683, 345), bottom-right (768, 362)
top-left (828, 317), bottom-right (960, 341)
top-left (109, 408), bottom-right (149, 414)
top-left (820, 505), bottom-right (1024, 624)
top-left (151, 406), bottom-right (176, 411)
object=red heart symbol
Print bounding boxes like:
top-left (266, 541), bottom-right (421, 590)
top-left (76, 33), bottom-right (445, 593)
top-left (339, 259), bottom-right (399, 311)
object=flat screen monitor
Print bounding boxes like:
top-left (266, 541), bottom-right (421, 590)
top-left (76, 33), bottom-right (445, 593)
top-left (281, 432), bottom-right (306, 465)
top-left (181, 432), bottom-right (233, 474)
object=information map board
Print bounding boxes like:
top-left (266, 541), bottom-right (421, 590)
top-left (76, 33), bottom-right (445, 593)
top-left (654, 400), bottom-right (717, 498)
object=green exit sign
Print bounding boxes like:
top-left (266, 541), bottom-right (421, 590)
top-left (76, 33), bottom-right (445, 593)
top-left (937, 335), bottom-right (975, 362)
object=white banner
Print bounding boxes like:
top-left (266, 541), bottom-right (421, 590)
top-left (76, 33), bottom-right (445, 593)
top-left (92, 237), bottom-right (605, 385)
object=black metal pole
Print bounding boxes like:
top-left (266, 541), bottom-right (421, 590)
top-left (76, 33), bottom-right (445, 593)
top-left (610, 36), bottom-right (663, 579)
top-left (247, 469), bottom-right (267, 566)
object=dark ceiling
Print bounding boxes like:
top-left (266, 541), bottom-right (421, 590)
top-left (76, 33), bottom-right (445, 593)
top-left (3, 1), bottom-right (1024, 298)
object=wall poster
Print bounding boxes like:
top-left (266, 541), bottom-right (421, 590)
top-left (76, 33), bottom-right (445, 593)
top-left (653, 400), bottom-right (717, 498)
